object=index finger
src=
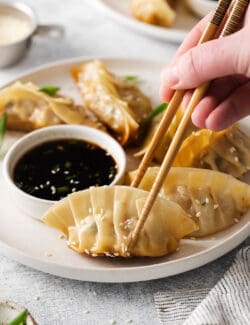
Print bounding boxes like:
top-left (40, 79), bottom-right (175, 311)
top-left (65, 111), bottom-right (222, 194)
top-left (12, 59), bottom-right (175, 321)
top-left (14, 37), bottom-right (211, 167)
top-left (160, 13), bottom-right (211, 102)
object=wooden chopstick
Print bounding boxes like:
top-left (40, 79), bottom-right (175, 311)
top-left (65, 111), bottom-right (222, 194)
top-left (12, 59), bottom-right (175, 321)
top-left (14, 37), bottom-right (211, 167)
top-left (131, 0), bottom-right (233, 189)
top-left (128, 0), bottom-right (250, 251)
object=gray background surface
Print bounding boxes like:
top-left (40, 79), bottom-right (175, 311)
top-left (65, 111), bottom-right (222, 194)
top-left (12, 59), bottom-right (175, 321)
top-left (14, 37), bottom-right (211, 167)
top-left (0, 1), bottom-right (248, 324)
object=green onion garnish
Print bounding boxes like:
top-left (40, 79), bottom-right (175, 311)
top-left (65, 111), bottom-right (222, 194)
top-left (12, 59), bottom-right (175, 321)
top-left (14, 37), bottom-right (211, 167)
top-left (136, 103), bottom-right (168, 144)
top-left (123, 75), bottom-right (138, 82)
top-left (0, 112), bottom-right (8, 150)
top-left (64, 161), bottom-right (72, 169)
top-left (40, 85), bottom-right (60, 96)
top-left (57, 186), bottom-right (70, 193)
top-left (143, 103), bottom-right (168, 123)
top-left (7, 309), bottom-right (28, 325)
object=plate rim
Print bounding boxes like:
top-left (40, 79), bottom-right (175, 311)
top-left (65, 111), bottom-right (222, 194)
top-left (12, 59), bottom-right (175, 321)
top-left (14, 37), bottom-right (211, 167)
top-left (0, 56), bottom-right (249, 283)
top-left (0, 55), bottom-right (166, 89)
top-left (0, 221), bottom-right (248, 283)
top-left (91, 0), bottom-right (189, 43)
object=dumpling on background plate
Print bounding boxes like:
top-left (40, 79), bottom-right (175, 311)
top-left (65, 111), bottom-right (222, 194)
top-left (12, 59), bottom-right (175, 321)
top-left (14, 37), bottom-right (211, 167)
top-left (127, 167), bottom-right (250, 237)
top-left (130, 0), bottom-right (176, 27)
top-left (43, 186), bottom-right (197, 257)
top-left (173, 124), bottom-right (250, 179)
top-left (71, 60), bottom-right (152, 145)
top-left (0, 81), bottom-right (106, 132)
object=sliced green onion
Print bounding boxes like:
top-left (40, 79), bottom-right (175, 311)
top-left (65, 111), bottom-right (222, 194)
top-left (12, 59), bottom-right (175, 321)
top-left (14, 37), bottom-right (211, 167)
top-left (0, 112), bottom-right (8, 150)
top-left (136, 103), bottom-right (168, 144)
top-left (143, 103), bottom-right (168, 123)
top-left (57, 186), bottom-right (70, 193)
top-left (39, 85), bottom-right (60, 96)
top-left (7, 309), bottom-right (28, 325)
top-left (123, 75), bottom-right (138, 82)
top-left (64, 161), bottom-right (72, 169)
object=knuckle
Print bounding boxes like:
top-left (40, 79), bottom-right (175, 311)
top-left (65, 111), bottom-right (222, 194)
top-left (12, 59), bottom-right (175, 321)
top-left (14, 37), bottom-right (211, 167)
top-left (234, 52), bottom-right (247, 76)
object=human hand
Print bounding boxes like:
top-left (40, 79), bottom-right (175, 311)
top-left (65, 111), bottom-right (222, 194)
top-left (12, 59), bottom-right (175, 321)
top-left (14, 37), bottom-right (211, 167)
top-left (160, 7), bottom-right (250, 131)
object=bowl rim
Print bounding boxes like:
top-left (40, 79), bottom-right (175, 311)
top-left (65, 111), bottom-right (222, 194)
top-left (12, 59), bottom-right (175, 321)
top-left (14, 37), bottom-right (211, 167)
top-left (3, 124), bottom-right (127, 205)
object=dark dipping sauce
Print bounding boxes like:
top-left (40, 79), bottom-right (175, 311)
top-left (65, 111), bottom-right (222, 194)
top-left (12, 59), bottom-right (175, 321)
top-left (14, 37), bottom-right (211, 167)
top-left (13, 139), bottom-right (118, 201)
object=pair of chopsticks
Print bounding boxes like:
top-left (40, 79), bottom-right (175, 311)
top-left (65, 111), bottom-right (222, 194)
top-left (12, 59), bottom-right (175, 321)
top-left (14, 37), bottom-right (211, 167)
top-left (128, 0), bottom-right (250, 251)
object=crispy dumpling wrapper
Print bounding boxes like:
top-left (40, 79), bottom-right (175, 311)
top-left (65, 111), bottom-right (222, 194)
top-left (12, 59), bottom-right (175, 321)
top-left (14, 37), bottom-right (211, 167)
top-left (0, 81), bottom-right (106, 132)
top-left (130, 0), bottom-right (176, 27)
top-left (71, 60), bottom-right (152, 145)
top-left (43, 186), bottom-right (197, 257)
top-left (136, 106), bottom-right (196, 162)
top-left (173, 125), bottom-right (250, 178)
top-left (127, 167), bottom-right (250, 237)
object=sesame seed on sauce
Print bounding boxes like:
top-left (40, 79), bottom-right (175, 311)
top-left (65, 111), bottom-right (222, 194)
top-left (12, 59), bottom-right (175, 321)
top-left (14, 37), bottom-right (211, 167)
top-left (13, 139), bottom-right (117, 201)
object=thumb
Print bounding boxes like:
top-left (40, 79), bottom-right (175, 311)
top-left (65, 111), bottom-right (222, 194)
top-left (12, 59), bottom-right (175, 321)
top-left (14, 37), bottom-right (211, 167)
top-left (161, 29), bottom-right (249, 90)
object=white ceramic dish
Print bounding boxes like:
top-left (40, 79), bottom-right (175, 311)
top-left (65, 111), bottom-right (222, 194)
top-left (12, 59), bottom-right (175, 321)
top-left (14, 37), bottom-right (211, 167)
top-left (0, 57), bottom-right (249, 283)
top-left (3, 125), bottom-right (126, 220)
top-left (186, 0), bottom-right (217, 18)
top-left (92, 0), bottom-right (199, 43)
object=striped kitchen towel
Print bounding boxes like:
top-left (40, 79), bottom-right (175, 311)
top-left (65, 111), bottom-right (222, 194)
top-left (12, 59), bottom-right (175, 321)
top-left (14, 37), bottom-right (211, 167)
top-left (154, 246), bottom-right (250, 325)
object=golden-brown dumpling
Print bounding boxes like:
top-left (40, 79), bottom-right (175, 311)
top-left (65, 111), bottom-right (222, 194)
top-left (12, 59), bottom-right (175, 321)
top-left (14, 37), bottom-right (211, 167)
top-left (42, 186), bottom-right (197, 257)
top-left (0, 81), bottom-right (106, 132)
top-left (173, 125), bottom-right (250, 178)
top-left (71, 60), bottom-right (152, 145)
top-left (130, 0), bottom-right (176, 27)
top-left (136, 106), bottom-right (196, 162)
top-left (127, 167), bottom-right (250, 237)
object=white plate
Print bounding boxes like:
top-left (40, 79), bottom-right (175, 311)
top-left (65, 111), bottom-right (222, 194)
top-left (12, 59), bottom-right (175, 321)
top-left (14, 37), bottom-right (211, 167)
top-left (0, 57), bottom-right (249, 283)
top-left (186, 0), bottom-right (216, 18)
top-left (92, 0), bottom-right (199, 43)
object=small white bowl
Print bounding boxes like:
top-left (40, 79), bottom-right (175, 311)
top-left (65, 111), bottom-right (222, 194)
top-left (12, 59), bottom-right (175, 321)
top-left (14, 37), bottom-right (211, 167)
top-left (3, 125), bottom-right (126, 220)
top-left (0, 1), bottom-right (64, 68)
top-left (186, 0), bottom-right (217, 18)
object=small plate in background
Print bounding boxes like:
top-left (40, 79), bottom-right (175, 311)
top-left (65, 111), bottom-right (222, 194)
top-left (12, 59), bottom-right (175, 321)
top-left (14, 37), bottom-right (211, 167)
top-left (186, 0), bottom-right (217, 18)
top-left (92, 0), bottom-right (199, 43)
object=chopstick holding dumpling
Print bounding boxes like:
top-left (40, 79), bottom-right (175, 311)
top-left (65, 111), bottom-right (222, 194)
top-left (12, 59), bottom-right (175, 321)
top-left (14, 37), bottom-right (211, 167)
top-left (128, 167), bottom-right (250, 237)
top-left (43, 186), bottom-right (197, 257)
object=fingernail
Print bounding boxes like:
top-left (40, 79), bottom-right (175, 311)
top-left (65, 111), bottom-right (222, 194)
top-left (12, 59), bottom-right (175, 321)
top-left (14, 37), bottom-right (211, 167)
top-left (163, 65), bottom-right (179, 88)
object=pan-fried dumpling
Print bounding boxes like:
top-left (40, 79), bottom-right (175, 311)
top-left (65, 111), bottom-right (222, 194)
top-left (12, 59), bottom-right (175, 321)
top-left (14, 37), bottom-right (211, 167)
top-left (42, 186), bottom-right (197, 257)
top-left (71, 60), bottom-right (152, 145)
top-left (42, 197), bottom-right (75, 235)
top-left (136, 107), bottom-right (196, 162)
top-left (173, 125), bottom-right (250, 178)
top-left (130, 0), bottom-right (176, 27)
top-left (0, 81), bottom-right (106, 132)
top-left (127, 167), bottom-right (250, 237)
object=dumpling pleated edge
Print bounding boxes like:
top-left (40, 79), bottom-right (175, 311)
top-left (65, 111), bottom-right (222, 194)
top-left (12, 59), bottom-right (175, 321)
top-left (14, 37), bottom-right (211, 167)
top-left (42, 185), bottom-right (198, 258)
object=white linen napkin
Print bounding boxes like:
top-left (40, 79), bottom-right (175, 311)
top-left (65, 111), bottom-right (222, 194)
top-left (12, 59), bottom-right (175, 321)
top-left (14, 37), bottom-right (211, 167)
top-left (154, 246), bottom-right (250, 325)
